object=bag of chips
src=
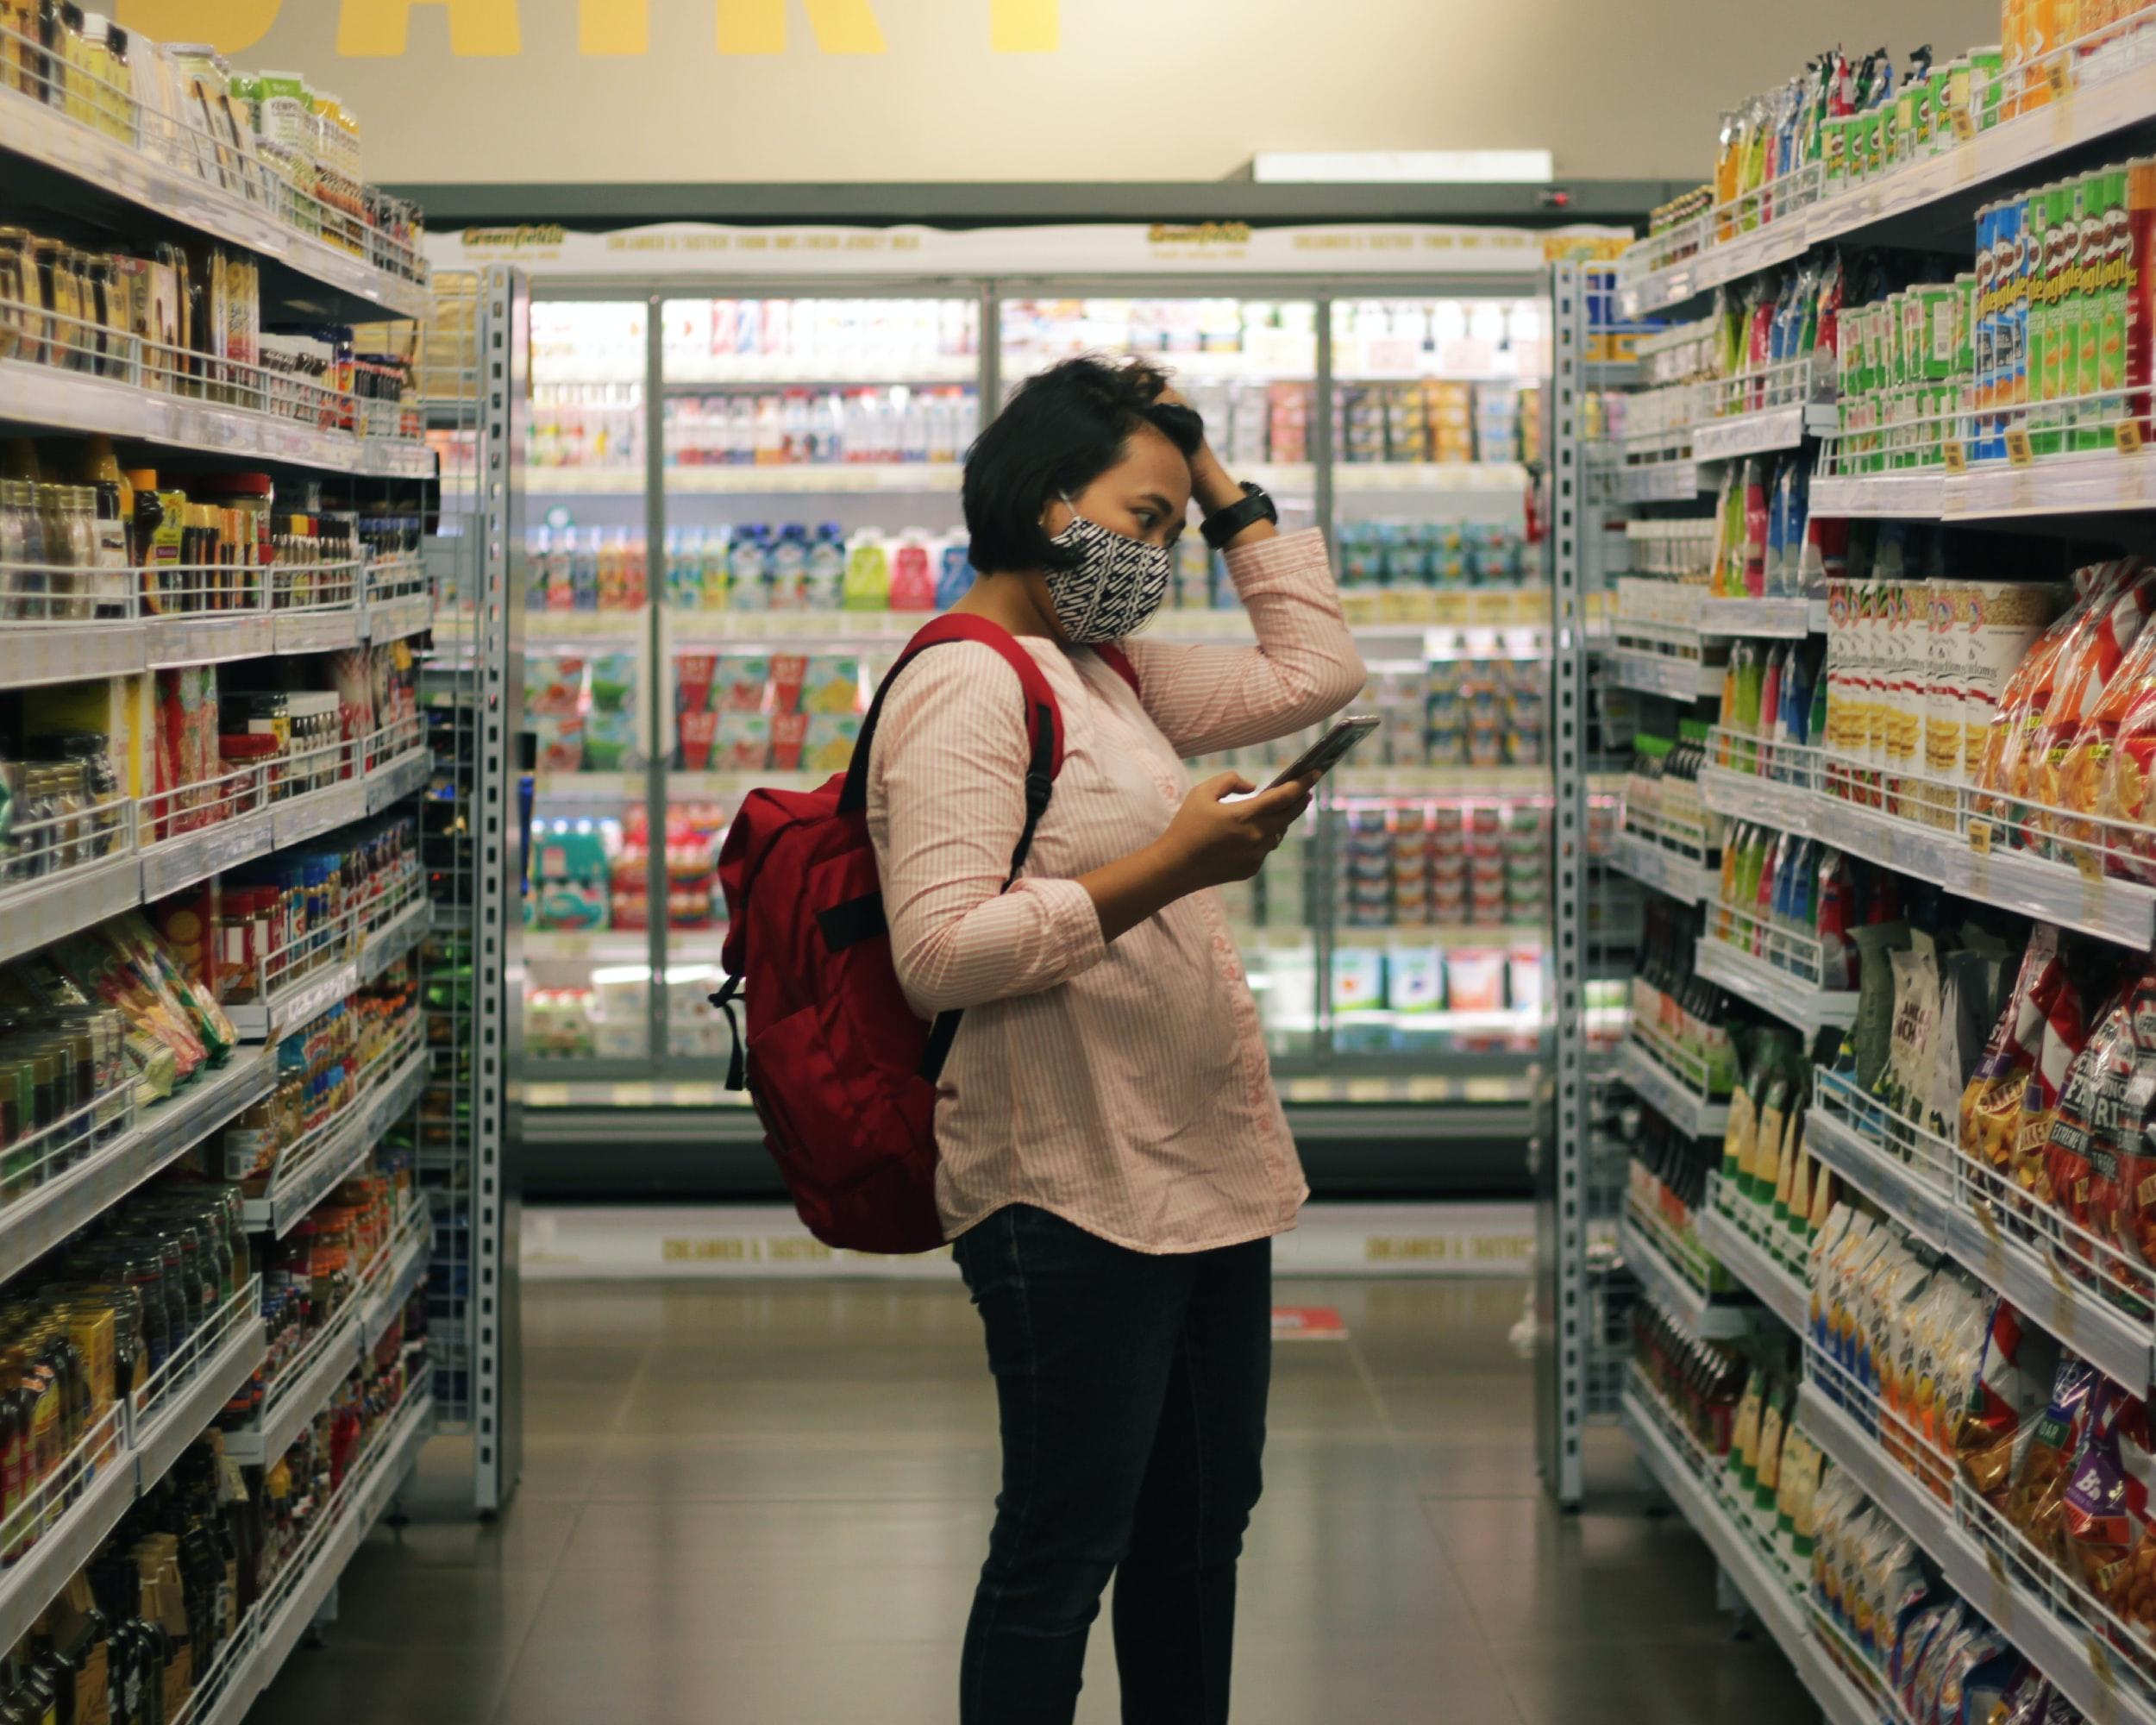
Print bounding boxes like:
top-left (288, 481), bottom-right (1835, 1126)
top-left (2063, 1386), bottom-right (2156, 1634)
top-left (2045, 985), bottom-right (2136, 1285)
top-left (2056, 619), bottom-right (2156, 871)
top-left (2005, 1354), bottom-right (2103, 1560)
top-left (1971, 564), bottom-right (2122, 827)
top-left (2029, 563), bottom-right (2156, 856)
top-left (2109, 964), bottom-right (2156, 1283)
top-left (1960, 926), bottom-right (2070, 1177)
top-left (1879, 943), bottom-right (1942, 1123)
top-left (1953, 1297), bottom-right (2063, 1508)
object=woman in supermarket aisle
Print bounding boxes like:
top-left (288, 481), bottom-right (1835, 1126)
top-left (864, 354), bottom-right (1363, 1722)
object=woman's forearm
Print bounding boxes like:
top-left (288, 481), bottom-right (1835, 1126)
top-left (1079, 839), bottom-right (1202, 943)
top-left (1190, 446), bottom-right (1276, 549)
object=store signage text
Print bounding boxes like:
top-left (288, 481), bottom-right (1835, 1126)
top-left (118, 0), bottom-right (1061, 56)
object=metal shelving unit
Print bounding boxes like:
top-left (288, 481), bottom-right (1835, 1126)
top-left (0, 83), bottom-right (521, 1705)
top-left (1581, 40), bottom-right (2156, 1721)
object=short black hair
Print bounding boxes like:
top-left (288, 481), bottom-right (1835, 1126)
top-left (962, 355), bottom-right (1204, 575)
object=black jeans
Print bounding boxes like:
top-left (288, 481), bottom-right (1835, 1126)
top-left (951, 1204), bottom-right (1273, 1725)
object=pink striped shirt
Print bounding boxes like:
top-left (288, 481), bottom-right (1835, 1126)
top-left (865, 527), bottom-right (1365, 1254)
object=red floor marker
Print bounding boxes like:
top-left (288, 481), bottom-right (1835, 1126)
top-left (1270, 1306), bottom-right (1347, 1340)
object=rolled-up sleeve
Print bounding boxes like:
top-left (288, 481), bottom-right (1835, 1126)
top-left (1118, 526), bottom-right (1365, 757)
top-left (868, 644), bottom-right (1108, 1017)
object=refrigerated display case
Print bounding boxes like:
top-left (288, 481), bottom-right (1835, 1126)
top-left (425, 220), bottom-right (1631, 1193)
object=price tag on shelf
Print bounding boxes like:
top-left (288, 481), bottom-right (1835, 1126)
top-left (1971, 1198), bottom-right (2002, 1245)
top-left (2086, 1636), bottom-right (2121, 1725)
top-left (1941, 438), bottom-right (1968, 474)
top-left (2120, 418), bottom-right (2146, 455)
top-left (1947, 101), bottom-right (1977, 141)
top-left (2005, 428), bottom-right (2034, 467)
top-left (1982, 1545), bottom-right (2015, 1632)
top-left (1967, 819), bottom-right (1994, 856)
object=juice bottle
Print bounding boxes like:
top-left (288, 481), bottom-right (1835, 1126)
top-left (889, 532), bottom-right (935, 611)
top-left (728, 526), bottom-right (769, 612)
top-left (843, 535), bottom-right (892, 612)
top-left (802, 524), bottom-right (846, 611)
top-left (768, 524), bottom-right (809, 611)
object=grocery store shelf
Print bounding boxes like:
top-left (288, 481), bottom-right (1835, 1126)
top-left (1808, 471), bottom-right (1947, 519)
top-left (0, 1045), bottom-right (273, 1291)
top-left (1618, 1036), bottom-right (1729, 1138)
top-left (0, 360), bottom-right (432, 480)
top-left (1332, 461), bottom-right (1527, 493)
top-left (1621, 1385), bottom-right (1809, 1651)
top-left (1608, 646), bottom-right (1721, 701)
top-left (1943, 447), bottom-right (2156, 519)
top-left (1617, 1214), bottom-right (1753, 1339)
top-left (522, 467), bottom-right (643, 495)
top-left (0, 850), bottom-right (145, 969)
top-left (0, 1415), bottom-right (130, 1657)
top-left (1808, 1085), bottom-right (2154, 1390)
top-left (204, 1389), bottom-right (432, 1725)
top-left (1695, 598), bottom-right (1827, 638)
top-left (1693, 773), bottom-right (2156, 949)
top-left (663, 356), bottom-right (980, 386)
top-left (0, 622), bottom-right (149, 690)
top-left (1802, 1106), bottom-right (1952, 1248)
top-left (144, 612), bottom-right (278, 668)
top-left (0, 88), bottom-right (430, 321)
top-left (1697, 766), bottom-right (1826, 835)
top-left (129, 1289), bottom-right (267, 1495)
top-left (1600, 459), bottom-right (1704, 504)
top-left (1800, 1382), bottom-right (2156, 1725)
top-left (521, 610), bottom-right (648, 641)
top-left (1822, 794), bottom-right (2156, 952)
top-left (1694, 1201), bottom-right (1808, 1334)
top-left (361, 1210), bottom-right (433, 1355)
top-left (1620, 59), bottom-right (2156, 320)
top-left (1609, 831), bottom-right (1715, 905)
top-left (1690, 402), bottom-right (1839, 463)
top-left (241, 1040), bottom-right (431, 1237)
top-left (661, 461), bottom-right (966, 494)
top-left (140, 811), bottom-right (274, 901)
top-left (1694, 935), bottom-right (1857, 1037)
top-left (0, 1276), bottom-right (264, 1659)
top-left (525, 929), bottom-right (655, 963)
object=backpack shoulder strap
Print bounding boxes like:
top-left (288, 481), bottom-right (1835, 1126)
top-left (838, 614), bottom-right (1062, 882)
top-left (1094, 642), bottom-right (1141, 699)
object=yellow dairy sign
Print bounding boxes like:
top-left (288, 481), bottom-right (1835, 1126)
top-left (119, 0), bottom-right (1062, 56)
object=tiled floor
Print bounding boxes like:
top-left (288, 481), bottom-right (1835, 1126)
top-left (247, 1277), bottom-right (1819, 1724)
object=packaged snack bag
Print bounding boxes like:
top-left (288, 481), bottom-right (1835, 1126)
top-left (768, 711), bottom-right (808, 773)
top-left (1970, 568), bottom-right (2111, 822)
top-left (2029, 562), bottom-right (2156, 853)
top-left (581, 707), bottom-right (639, 774)
top-left (1960, 926), bottom-right (2071, 1175)
top-left (676, 709), bottom-right (718, 773)
top-left (716, 713), bottom-right (772, 772)
top-left (1848, 919), bottom-right (1912, 1095)
top-left (673, 653), bottom-right (718, 716)
top-left (526, 654), bottom-right (589, 718)
top-left (2005, 1354), bottom-right (2102, 1559)
top-left (2063, 1386), bottom-right (2156, 1632)
top-left (762, 654), bottom-right (808, 717)
top-left (2109, 964), bottom-right (2156, 1275)
top-left (1953, 1297), bottom-right (2062, 1506)
top-left (1925, 940), bottom-right (2009, 1145)
top-left (718, 656), bottom-right (771, 713)
top-left (2009, 962), bottom-right (2096, 1209)
top-left (803, 714), bottom-right (862, 775)
top-left (530, 713), bottom-right (585, 775)
top-left (2044, 984), bottom-right (2134, 1273)
top-left (799, 656), bottom-right (865, 716)
top-left (1878, 944), bottom-right (1942, 1122)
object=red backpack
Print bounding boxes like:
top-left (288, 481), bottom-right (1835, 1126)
top-left (713, 615), bottom-right (1137, 1254)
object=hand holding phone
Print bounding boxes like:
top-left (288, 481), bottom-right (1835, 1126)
top-left (1263, 714), bottom-right (1382, 791)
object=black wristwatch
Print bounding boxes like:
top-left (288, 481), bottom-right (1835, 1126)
top-left (1199, 480), bottom-right (1278, 550)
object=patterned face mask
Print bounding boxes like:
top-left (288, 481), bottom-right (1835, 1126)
top-left (1043, 501), bottom-right (1173, 644)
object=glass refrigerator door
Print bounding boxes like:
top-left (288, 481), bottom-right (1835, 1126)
top-left (521, 299), bottom-right (658, 1069)
top-left (1324, 295), bottom-right (1551, 1086)
top-left (998, 294), bottom-right (1321, 1057)
top-left (657, 293), bottom-right (986, 1064)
